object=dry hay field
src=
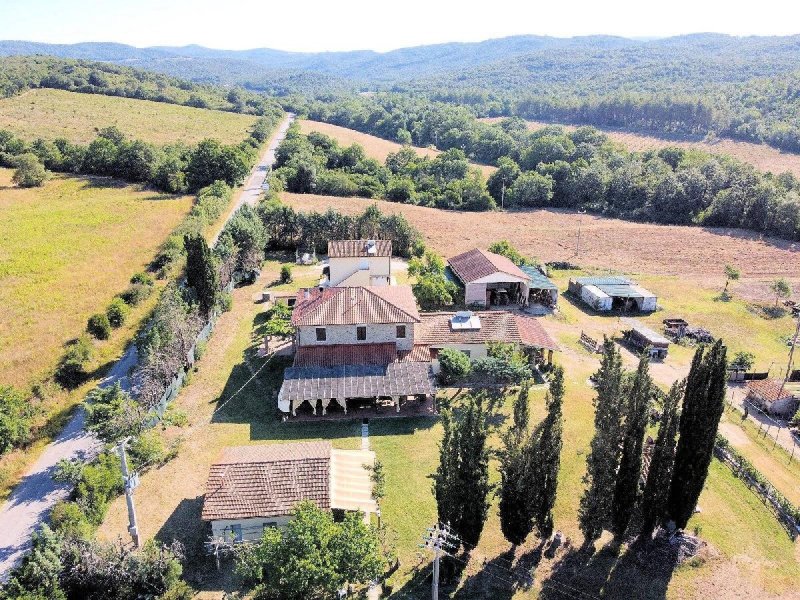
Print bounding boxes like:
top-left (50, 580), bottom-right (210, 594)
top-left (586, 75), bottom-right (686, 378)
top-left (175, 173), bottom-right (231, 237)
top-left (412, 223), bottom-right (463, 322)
top-left (282, 193), bottom-right (799, 284)
top-left (298, 119), bottom-right (496, 177)
top-left (0, 88), bottom-right (257, 145)
top-left (0, 168), bottom-right (192, 389)
top-left (480, 116), bottom-right (800, 178)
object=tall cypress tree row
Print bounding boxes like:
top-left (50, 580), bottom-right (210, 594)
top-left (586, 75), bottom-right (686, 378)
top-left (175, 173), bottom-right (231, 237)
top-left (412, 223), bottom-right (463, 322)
top-left (640, 380), bottom-right (684, 537)
top-left (184, 233), bottom-right (219, 317)
top-left (433, 395), bottom-right (492, 547)
top-left (530, 365), bottom-right (565, 539)
top-left (499, 384), bottom-right (535, 546)
top-left (578, 339), bottom-right (625, 543)
top-left (611, 355), bottom-right (653, 540)
top-left (668, 340), bottom-right (728, 529)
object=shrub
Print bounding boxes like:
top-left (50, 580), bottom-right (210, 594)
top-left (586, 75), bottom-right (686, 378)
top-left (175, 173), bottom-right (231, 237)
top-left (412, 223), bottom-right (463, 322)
top-left (128, 430), bottom-right (168, 470)
top-left (218, 291), bottom-right (233, 312)
top-left (120, 282), bottom-right (153, 306)
top-left (11, 153), bottom-right (49, 187)
top-left (74, 452), bottom-right (124, 524)
top-left (438, 348), bottom-right (472, 385)
top-left (0, 386), bottom-right (36, 454)
top-left (280, 264), bottom-right (293, 284)
top-left (87, 313), bottom-right (112, 340)
top-left (106, 297), bottom-right (129, 328)
top-left (730, 351), bottom-right (756, 371)
top-left (50, 500), bottom-right (92, 539)
top-left (57, 335), bottom-right (94, 386)
top-left (131, 271), bottom-right (155, 286)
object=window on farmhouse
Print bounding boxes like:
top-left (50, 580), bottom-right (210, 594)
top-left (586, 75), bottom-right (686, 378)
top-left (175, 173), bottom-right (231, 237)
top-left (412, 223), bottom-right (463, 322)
top-left (316, 327), bottom-right (326, 341)
top-left (396, 325), bottom-right (407, 339)
top-left (357, 326), bottom-right (367, 341)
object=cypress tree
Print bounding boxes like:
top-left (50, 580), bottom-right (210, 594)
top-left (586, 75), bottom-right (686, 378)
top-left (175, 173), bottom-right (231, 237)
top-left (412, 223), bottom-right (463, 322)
top-left (667, 340), bottom-right (728, 529)
top-left (433, 395), bottom-right (491, 548)
top-left (640, 380), bottom-right (683, 537)
top-left (578, 339), bottom-right (625, 543)
top-left (498, 384), bottom-right (535, 546)
top-left (611, 354), bottom-right (652, 540)
top-left (184, 233), bottom-right (219, 317)
top-left (530, 365), bottom-right (565, 539)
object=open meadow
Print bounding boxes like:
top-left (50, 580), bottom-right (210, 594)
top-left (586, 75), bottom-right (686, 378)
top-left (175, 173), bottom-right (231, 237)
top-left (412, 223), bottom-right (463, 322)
top-left (0, 88), bottom-right (257, 145)
top-left (480, 117), bottom-right (800, 179)
top-left (299, 119), bottom-right (497, 177)
top-left (0, 168), bottom-right (192, 389)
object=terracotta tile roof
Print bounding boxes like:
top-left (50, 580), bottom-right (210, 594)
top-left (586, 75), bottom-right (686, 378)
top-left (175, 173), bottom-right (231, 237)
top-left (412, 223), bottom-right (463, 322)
top-left (747, 379), bottom-right (796, 402)
top-left (294, 343), bottom-right (431, 368)
top-left (328, 239), bottom-right (392, 258)
top-left (447, 248), bottom-right (530, 284)
top-left (202, 442), bottom-right (331, 521)
top-left (291, 285), bottom-right (420, 326)
top-left (279, 362), bottom-right (436, 404)
top-left (417, 311), bottom-right (559, 351)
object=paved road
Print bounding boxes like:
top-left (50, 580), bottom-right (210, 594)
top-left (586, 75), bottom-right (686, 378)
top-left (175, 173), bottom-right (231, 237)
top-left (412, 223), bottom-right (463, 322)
top-left (0, 112), bottom-right (294, 581)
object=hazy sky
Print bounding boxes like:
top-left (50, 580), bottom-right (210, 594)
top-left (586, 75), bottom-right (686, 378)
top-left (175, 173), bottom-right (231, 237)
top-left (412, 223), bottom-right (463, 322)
top-left (2, 0), bottom-right (799, 52)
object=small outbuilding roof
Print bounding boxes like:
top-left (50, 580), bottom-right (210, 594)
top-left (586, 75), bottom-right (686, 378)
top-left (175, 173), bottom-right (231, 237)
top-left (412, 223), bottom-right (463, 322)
top-left (291, 285), bottom-right (420, 326)
top-left (573, 276), bottom-right (656, 300)
top-left (621, 318), bottom-right (671, 347)
top-left (747, 379), bottom-right (796, 402)
top-left (202, 442), bottom-right (331, 521)
top-left (447, 248), bottom-right (530, 284)
top-left (328, 239), bottom-right (392, 258)
top-left (519, 266), bottom-right (558, 291)
top-left (279, 361), bottom-right (435, 406)
top-left (417, 311), bottom-right (559, 351)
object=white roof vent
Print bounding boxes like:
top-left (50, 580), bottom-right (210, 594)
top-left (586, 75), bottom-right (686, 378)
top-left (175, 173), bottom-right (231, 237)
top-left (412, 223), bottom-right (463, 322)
top-left (451, 311), bottom-right (481, 330)
top-left (365, 240), bottom-right (377, 255)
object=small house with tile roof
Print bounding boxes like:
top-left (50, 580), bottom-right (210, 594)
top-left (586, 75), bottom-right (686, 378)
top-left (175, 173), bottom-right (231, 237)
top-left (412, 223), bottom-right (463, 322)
top-left (202, 441), bottom-right (377, 542)
top-left (326, 239), bottom-right (393, 287)
top-left (417, 310), bottom-right (559, 372)
top-left (745, 379), bottom-right (799, 418)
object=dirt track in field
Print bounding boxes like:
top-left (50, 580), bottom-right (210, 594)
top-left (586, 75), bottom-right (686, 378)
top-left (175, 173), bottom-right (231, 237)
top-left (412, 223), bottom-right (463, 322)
top-left (282, 193), bottom-right (800, 281)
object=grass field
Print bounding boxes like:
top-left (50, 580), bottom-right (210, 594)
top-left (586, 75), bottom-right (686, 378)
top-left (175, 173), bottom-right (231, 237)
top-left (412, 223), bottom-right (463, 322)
top-left (480, 117), bottom-right (800, 178)
top-left (95, 245), bottom-right (800, 598)
top-left (0, 88), bottom-right (257, 145)
top-left (298, 119), bottom-right (497, 178)
top-left (0, 168), bottom-right (192, 389)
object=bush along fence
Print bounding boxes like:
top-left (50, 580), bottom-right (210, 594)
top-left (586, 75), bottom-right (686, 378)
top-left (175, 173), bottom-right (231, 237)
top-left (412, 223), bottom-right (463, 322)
top-left (714, 434), bottom-right (800, 538)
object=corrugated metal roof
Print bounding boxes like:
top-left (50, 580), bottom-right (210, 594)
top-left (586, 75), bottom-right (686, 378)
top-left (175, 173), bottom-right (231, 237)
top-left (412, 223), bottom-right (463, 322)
top-left (279, 362), bottom-right (435, 403)
top-left (574, 276), bottom-right (633, 286)
top-left (328, 239), bottom-right (392, 258)
top-left (621, 318), bottom-right (671, 346)
top-left (448, 248), bottom-right (530, 284)
top-left (519, 266), bottom-right (558, 290)
top-left (573, 277), bottom-right (656, 300)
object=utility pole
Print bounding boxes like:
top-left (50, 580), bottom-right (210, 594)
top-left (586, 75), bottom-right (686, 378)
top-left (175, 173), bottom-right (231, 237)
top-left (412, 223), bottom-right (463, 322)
top-left (575, 209), bottom-right (586, 256)
top-left (117, 439), bottom-right (140, 549)
top-left (776, 316), bottom-right (800, 411)
top-left (420, 523), bottom-right (457, 600)
top-left (501, 179), bottom-right (506, 210)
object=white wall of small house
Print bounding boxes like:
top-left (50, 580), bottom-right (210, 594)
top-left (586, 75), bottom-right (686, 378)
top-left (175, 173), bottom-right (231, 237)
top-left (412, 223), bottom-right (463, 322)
top-left (298, 323), bottom-right (415, 350)
top-left (465, 282), bottom-right (488, 306)
top-left (210, 515), bottom-right (292, 542)
top-left (471, 272), bottom-right (529, 285)
top-left (329, 256), bottom-right (391, 287)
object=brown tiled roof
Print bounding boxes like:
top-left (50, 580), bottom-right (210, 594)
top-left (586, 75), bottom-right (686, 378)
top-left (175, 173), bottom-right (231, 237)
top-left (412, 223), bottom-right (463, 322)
top-left (328, 239), bottom-right (392, 258)
top-left (291, 285), bottom-right (420, 326)
top-left (202, 442), bottom-right (331, 521)
top-left (294, 343), bottom-right (431, 368)
top-left (747, 379), bottom-right (795, 402)
top-left (279, 362), bottom-right (435, 404)
top-left (417, 311), bottom-right (559, 351)
top-left (447, 248), bottom-right (530, 284)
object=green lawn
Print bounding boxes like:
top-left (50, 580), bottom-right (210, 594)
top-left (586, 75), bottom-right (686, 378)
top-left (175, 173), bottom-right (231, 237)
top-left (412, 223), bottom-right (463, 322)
top-left (0, 88), bottom-right (257, 145)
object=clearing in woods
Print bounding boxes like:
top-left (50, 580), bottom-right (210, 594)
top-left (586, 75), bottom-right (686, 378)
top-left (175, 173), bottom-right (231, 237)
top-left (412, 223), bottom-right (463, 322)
top-left (0, 168), bottom-right (192, 390)
top-left (0, 88), bottom-right (258, 145)
top-left (298, 119), bottom-right (497, 177)
top-left (480, 116), bottom-right (800, 178)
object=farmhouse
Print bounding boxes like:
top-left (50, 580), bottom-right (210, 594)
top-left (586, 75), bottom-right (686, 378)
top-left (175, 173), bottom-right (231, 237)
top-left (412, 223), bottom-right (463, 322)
top-left (417, 310), bottom-right (559, 372)
top-left (447, 248), bottom-right (530, 307)
top-left (568, 276), bottom-right (657, 312)
top-left (325, 239), bottom-right (392, 287)
top-left (277, 285), bottom-right (435, 417)
top-left (620, 317), bottom-right (670, 359)
top-left (201, 442), bottom-right (377, 542)
top-left (745, 379), bottom-right (799, 418)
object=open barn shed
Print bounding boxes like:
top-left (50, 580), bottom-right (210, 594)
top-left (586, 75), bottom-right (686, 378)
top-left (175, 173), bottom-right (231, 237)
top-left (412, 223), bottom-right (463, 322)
top-left (568, 276), bottom-right (657, 313)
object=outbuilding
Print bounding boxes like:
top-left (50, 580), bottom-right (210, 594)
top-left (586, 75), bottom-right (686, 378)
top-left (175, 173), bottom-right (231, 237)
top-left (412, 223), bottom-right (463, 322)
top-left (621, 318), bottom-right (670, 359)
top-left (447, 248), bottom-right (531, 308)
top-left (745, 379), bottom-right (799, 418)
top-left (568, 276), bottom-right (657, 313)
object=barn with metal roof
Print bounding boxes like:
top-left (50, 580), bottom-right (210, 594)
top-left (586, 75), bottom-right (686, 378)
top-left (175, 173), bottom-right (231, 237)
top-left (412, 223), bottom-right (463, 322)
top-left (568, 276), bottom-right (657, 312)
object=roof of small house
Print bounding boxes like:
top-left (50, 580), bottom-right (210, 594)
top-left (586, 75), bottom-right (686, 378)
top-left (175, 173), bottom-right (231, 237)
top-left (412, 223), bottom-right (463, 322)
top-left (294, 343), bottom-right (432, 368)
top-left (291, 285), bottom-right (420, 326)
top-left (621, 318), bottom-right (671, 347)
top-left (202, 442), bottom-right (331, 521)
top-left (328, 239), bottom-right (392, 258)
top-left (417, 311), bottom-right (559, 351)
top-left (747, 379), bottom-right (796, 402)
top-left (279, 362), bottom-right (435, 405)
top-left (447, 248), bottom-right (530, 284)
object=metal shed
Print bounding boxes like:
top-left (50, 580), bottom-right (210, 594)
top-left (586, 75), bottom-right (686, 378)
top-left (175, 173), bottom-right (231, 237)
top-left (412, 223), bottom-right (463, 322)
top-left (621, 318), bottom-right (670, 359)
top-left (568, 276), bottom-right (657, 313)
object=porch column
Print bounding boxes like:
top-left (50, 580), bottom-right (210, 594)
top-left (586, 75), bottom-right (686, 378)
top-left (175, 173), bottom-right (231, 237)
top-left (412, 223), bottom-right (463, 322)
top-left (548, 349), bottom-right (553, 365)
top-left (393, 396), bottom-right (400, 413)
top-left (321, 398), bottom-right (331, 416)
top-left (291, 399), bottom-right (296, 417)
top-left (311, 400), bottom-right (317, 416)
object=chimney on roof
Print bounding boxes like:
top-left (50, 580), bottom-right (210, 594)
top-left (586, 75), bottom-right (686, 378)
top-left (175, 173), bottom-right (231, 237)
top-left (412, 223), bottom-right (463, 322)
top-left (366, 239), bottom-right (377, 255)
top-left (304, 289), bottom-right (310, 300)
